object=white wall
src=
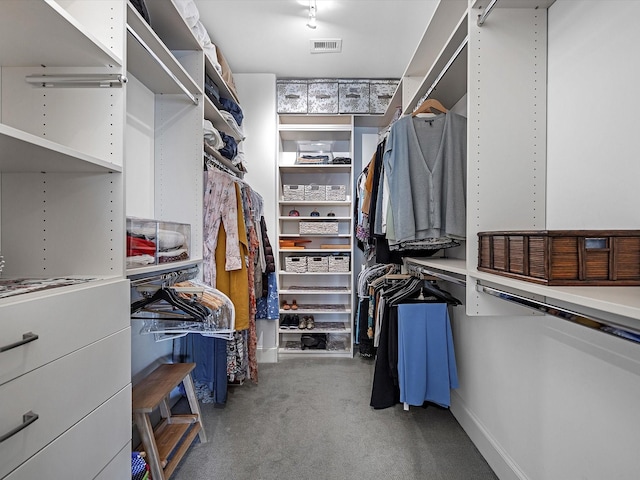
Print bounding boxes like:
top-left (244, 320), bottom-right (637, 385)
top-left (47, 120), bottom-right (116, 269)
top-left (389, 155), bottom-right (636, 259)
top-left (452, 3), bottom-right (640, 479)
top-left (234, 73), bottom-right (278, 362)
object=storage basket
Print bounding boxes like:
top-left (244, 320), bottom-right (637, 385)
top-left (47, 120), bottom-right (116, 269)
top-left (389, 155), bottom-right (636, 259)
top-left (285, 256), bottom-right (307, 273)
top-left (325, 185), bottom-right (346, 201)
top-left (304, 184), bottom-right (326, 201)
top-left (328, 255), bottom-right (350, 272)
top-left (307, 256), bottom-right (329, 272)
top-left (283, 184), bottom-right (305, 201)
top-left (300, 221), bottom-right (339, 235)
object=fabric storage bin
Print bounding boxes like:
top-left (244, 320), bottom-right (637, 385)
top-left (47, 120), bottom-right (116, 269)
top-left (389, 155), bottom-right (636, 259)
top-left (307, 256), bottom-right (329, 272)
top-left (329, 255), bottom-right (350, 272)
top-left (369, 80), bottom-right (398, 114)
top-left (285, 256), bottom-right (307, 273)
top-left (300, 221), bottom-right (339, 235)
top-left (277, 80), bottom-right (308, 113)
top-left (325, 185), bottom-right (346, 201)
top-left (283, 184), bottom-right (305, 201)
top-left (338, 80), bottom-right (370, 113)
top-left (307, 79), bottom-right (339, 114)
top-left (304, 184), bottom-right (326, 201)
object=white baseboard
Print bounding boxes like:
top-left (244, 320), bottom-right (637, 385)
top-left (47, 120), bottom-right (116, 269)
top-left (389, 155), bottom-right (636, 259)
top-left (450, 391), bottom-right (529, 480)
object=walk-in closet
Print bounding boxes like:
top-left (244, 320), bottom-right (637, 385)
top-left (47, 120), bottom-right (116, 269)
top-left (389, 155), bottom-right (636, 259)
top-left (1, 1), bottom-right (638, 479)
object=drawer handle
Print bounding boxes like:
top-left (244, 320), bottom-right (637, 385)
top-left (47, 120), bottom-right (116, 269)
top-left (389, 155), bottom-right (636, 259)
top-left (377, 94), bottom-right (393, 99)
top-left (345, 93), bottom-right (361, 99)
top-left (0, 332), bottom-right (39, 353)
top-left (0, 411), bottom-right (39, 443)
top-left (284, 94), bottom-right (301, 99)
top-left (315, 94), bottom-right (331, 99)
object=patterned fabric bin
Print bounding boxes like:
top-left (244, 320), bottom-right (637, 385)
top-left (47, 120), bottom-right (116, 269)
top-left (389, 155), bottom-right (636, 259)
top-left (329, 255), bottom-right (350, 272)
top-left (307, 256), bottom-right (329, 272)
top-left (277, 80), bottom-right (308, 113)
top-left (326, 185), bottom-right (346, 201)
top-left (300, 221), bottom-right (339, 235)
top-left (283, 184), bottom-right (305, 201)
top-left (338, 81), bottom-right (370, 113)
top-left (304, 184), bottom-right (326, 201)
top-left (369, 80), bottom-right (398, 114)
top-left (285, 256), bottom-right (307, 273)
top-left (307, 80), bottom-right (339, 114)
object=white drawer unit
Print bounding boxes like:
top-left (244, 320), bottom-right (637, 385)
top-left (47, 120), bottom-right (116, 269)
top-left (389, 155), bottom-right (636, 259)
top-left (0, 328), bottom-right (131, 478)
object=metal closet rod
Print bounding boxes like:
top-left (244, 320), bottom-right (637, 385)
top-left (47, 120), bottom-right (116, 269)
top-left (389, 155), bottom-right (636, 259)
top-left (477, 284), bottom-right (640, 345)
top-left (126, 24), bottom-right (198, 106)
top-left (477, 0), bottom-right (499, 27)
top-left (25, 73), bottom-right (126, 88)
top-left (405, 262), bottom-right (467, 287)
top-left (129, 264), bottom-right (200, 287)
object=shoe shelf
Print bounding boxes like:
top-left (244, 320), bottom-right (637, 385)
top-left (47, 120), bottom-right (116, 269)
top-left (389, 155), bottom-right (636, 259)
top-left (279, 304), bottom-right (351, 314)
top-left (279, 286), bottom-right (351, 295)
top-left (278, 271), bottom-right (351, 276)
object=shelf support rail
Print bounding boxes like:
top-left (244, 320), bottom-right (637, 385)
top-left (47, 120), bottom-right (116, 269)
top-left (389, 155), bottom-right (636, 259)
top-left (25, 73), bottom-right (126, 88)
top-left (477, 284), bottom-right (640, 345)
top-left (126, 24), bottom-right (199, 106)
top-left (404, 261), bottom-right (467, 287)
top-left (477, 0), bottom-right (499, 27)
top-left (129, 264), bottom-right (200, 287)
top-left (413, 36), bottom-right (469, 113)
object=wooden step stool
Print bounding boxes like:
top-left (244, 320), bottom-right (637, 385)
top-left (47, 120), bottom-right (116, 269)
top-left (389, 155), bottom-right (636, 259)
top-left (132, 363), bottom-right (207, 480)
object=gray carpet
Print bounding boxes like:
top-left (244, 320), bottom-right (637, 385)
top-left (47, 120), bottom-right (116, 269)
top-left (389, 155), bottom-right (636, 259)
top-left (172, 357), bottom-right (497, 480)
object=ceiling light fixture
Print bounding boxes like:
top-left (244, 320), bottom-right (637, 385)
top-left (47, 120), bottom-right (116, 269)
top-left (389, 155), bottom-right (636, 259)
top-left (307, 0), bottom-right (317, 29)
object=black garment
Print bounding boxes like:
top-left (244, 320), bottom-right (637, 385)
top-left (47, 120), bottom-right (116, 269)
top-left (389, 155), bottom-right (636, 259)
top-left (358, 297), bottom-right (375, 357)
top-left (370, 302), bottom-right (399, 409)
top-left (130, 0), bottom-right (150, 24)
top-left (260, 216), bottom-right (275, 297)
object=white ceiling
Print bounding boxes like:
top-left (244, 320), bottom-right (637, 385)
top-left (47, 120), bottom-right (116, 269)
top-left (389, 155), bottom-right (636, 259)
top-left (193, 0), bottom-right (439, 79)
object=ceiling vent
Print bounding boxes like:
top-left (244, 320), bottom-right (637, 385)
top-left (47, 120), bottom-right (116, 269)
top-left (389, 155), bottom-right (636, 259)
top-left (310, 39), bottom-right (342, 54)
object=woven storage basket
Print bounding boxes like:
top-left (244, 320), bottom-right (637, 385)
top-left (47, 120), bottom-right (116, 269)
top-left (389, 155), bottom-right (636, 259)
top-left (307, 256), bottom-right (329, 272)
top-left (328, 255), bottom-right (350, 272)
top-left (283, 185), bottom-right (305, 201)
top-left (304, 184), bottom-right (326, 201)
top-left (325, 185), bottom-right (346, 201)
top-left (299, 221), bottom-right (339, 235)
top-left (285, 256), bottom-right (307, 273)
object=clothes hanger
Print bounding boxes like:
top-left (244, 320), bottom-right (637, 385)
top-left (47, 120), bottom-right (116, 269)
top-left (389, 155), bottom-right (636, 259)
top-left (131, 286), bottom-right (211, 321)
top-left (412, 98), bottom-right (448, 116)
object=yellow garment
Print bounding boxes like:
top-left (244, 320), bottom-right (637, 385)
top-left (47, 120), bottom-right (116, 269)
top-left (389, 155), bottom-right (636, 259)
top-left (215, 184), bottom-right (249, 330)
top-left (361, 153), bottom-right (377, 216)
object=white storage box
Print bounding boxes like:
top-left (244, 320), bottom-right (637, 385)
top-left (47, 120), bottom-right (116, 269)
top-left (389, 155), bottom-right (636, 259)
top-left (304, 184), bottom-right (326, 201)
top-left (326, 185), bottom-right (346, 201)
top-left (296, 141), bottom-right (333, 164)
top-left (300, 221), bottom-right (339, 235)
top-left (307, 256), bottom-right (329, 272)
top-left (307, 80), bottom-right (339, 114)
top-left (283, 184), bottom-right (305, 201)
top-left (127, 217), bottom-right (190, 268)
top-left (329, 255), bottom-right (350, 272)
top-left (277, 80), bottom-right (308, 113)
top-left (285, 256), bottom-right (307, 273)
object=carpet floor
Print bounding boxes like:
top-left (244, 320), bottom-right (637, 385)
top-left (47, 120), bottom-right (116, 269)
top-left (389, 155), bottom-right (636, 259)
top-left (171, 356), bottom-right (498, 480)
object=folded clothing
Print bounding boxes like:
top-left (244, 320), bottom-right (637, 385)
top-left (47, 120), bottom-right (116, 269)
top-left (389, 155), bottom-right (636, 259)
top-left (128, 227), bottom-right (186, 250)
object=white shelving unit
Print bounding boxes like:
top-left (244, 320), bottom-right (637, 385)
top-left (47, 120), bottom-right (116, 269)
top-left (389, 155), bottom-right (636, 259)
top-left (277, 115), bottom-right (355, 357)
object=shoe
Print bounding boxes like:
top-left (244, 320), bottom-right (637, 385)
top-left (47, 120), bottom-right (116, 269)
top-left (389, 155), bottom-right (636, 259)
top-left (298, 315), bottom-right (307, 329)
top-left (281, 314), bottom-right (291, 329)
top-left (291, 314), bottom-right (300, 329)
top-left (282, 300), bottom-right (290, 310)
top-left (291, 299), bottom-right (298, 310)
top-left (306, 315), bottom-right (315, 330)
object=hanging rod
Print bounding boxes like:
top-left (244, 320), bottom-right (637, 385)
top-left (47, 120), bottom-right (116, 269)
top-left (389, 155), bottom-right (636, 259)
top-left (126, 24), bottom-right (198, 106)
top-left (477, 0), bottom-right (499, 26)
top-left (405, 262), bottom-right (467, 287)
top-left (477, 284), bottom-right (640, 345)
top-left (414, 36), bottom-right (468, 112)
top-left (129, 264), bottom-right (200, 287)
top-left (25, 73), bottom-right (126, 88)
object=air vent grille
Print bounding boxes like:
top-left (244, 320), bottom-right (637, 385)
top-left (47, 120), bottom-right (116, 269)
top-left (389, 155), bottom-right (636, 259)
top-left (310, 39), bottom-right (342, 54)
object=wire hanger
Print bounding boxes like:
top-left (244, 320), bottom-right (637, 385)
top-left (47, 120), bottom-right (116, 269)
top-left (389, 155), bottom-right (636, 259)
top-left (412, 98), bottom-right (448, 116)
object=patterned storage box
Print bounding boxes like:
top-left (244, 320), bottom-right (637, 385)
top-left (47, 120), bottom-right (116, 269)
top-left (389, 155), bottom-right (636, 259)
top-left (338, 81), bottom-right (370, 113)
top-left (283, 184), bottom-right (305, 201)
top-left (326, 185), bottom-right (346, 201)
top-left (300, 221), bottom-right (339, 235)
top-left (307, 80), bottom-right (339, 114)
top-left (307, 256), bottom-right (329, 272)
top-left (285, 256), bottom-right (307, 273)
top-left (329, 255), bottom-right (350, 272)
top-left (277, 80), bottom-right (308, 113)
top-left (369, 80), bottom-right (398, 114)
top-left (304, 184), bottom-right (326, 201)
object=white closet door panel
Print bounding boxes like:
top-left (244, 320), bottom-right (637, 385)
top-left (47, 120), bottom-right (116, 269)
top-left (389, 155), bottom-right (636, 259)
top-left (547, 0), bottom-right (640, 229)
top-left (4, 386), bottom-right (131, 480)
top-left (125, 75), bottom-right (156, 218)
top-left (0, 328), bottom-right (130, 478)
top-left (155, 94), bottom-right (203, 260)
top-left (467, 7), bottom-right (547, 315)
top-left (2, 172), bottom-right (124, 277)
top-left (0, 279), bottom-right (129, 386)
top-left (54, 0), bottom-right (125, 63)
top-left (2, 67), bottom-right (124, 168)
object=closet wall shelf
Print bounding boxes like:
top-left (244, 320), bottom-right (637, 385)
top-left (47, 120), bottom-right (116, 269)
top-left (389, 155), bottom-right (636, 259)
top-left (279, 271), bottom-right (351, 276)
top-left (279, 200), bottom-right (351, 206)
top-left (126, 259), bottom-right (202, 279)
top-left (279, 216), bottom-right (351, 221)
top-left (205, 57), bottom-right (239, 105)
top-left (0, 124), bottom-right (122, 173)
top-left (0, 0), bottom-right (121, 68)
top-left (278, 326), bottom-right (351, 334)
top-left (143, 0), bottom-right (201, 50)
top-left (280, 288), bottom-right (352, 295)
top-left (278, 165), bottom-right (351, 174)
